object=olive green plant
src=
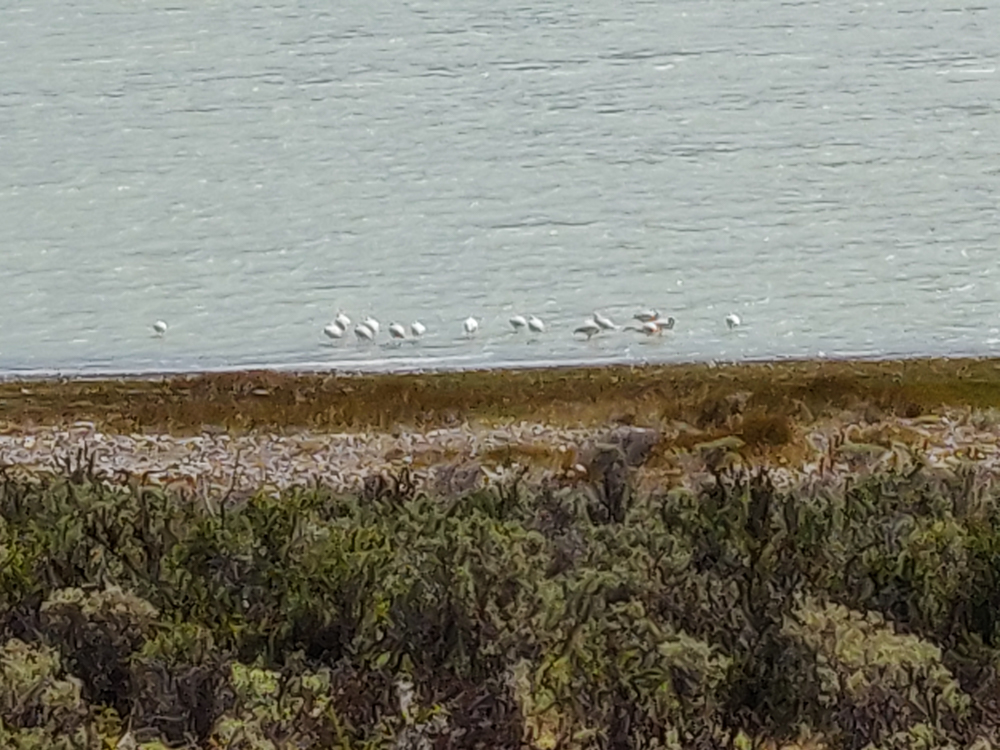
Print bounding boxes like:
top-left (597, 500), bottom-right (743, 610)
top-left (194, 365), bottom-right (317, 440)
top-left (2, 452), bottom-right (1000, 748)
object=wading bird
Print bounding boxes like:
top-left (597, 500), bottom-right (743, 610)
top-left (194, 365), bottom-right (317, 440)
top-left (509, 315), bottom-right (528, 332)
top-left (527, 315), bottom-right (545, 334)
top-left (388, 322), bottom-right (406, 340)
top-left (363, 316), bottom-right (380, 336)
top-left (464, 316), bottom-right (479, 336)
top-left (574, 320), bottom-right (602, 340)
top-left (725, 313), bottom-right (741, 329)
top-left (335, 311), bottom-right (351, 329)
top-left (410, 321), bottom-right (426, 337)
top-left (634, 309), bottom-right (660, 323)
top-left (355, 323), bottom-right (375, 342)
top-left (323, 321), bottom-right (345, 339)
top-left (625, 316), bottom-right (675, 336)
top-left (593, 312), bottom-right (617, 330)
top-left (153, 320), bottom-right (168, 336)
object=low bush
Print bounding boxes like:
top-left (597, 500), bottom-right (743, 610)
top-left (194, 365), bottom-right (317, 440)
top-left (2, 455), bottom-right (1000, 748)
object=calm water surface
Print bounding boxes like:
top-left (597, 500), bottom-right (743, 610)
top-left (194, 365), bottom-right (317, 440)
top-left (2, 0), bottom-right (999, 375)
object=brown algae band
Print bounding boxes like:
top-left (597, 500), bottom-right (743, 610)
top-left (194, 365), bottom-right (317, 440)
top-left (3, 357), bottom-right (1000, 435)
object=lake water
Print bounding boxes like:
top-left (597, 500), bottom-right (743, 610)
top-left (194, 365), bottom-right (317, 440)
top-left (2, 0), bottom-right (998, 376)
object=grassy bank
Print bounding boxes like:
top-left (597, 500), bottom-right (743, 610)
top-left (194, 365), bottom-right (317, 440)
top-left (3, 357), bottom-right (1000, 435)
top-left (3, 358), bottom-right (1000, 748)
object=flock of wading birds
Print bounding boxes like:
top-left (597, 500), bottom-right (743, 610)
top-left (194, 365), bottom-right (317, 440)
top-left (151, 310), bottom-right (744, 343)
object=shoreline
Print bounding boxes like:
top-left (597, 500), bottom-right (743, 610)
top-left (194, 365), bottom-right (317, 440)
top-left (3, 356), bottom-right (1000, 505)
top-left (2, 356), bottom-right (1000, 435)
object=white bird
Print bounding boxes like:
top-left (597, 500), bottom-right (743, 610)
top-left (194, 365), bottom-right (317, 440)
top-left (725, 313), bottom-right (742, 329)
top-left (354, 323), bottom-right (376, 342)
top-left (624, 316), bottom-right (674, 336)
top-left (527, 315), bottom-right (545, 334)
top-left (388, 322), bottom-right (407, 340)
top-left (509, 315), bottom-right (528, 332)
top-left (463, 316), bottom-right (479, 336)
top-left (363, 316), bottom-right (380, 336)
top-left (634, 309), bottom-right (661, 323)
top-left (323, 321), bottom-right (345, 339)
top-left (153, 320), bottom-right (168, 336)
top-left (335, 311), bottom-right (351, 329)
top-left (574, 320), bottom-right (602, 340)
top-left (410, 321), bottom-right (426, 337)
top-left (593, 312), bottom-right (617, 330)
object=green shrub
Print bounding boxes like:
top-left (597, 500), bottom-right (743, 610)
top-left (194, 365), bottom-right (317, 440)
top-left (0, 638), bottom-right (93, 748)
top-left (784, 600), bottom-right (970, 748)
top-left (1, 456), bottom-right (999, 748)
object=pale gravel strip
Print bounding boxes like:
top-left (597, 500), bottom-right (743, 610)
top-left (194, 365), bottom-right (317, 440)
top-left (3, 410), bottom-right (1000, 500)
top-left (0, 421), bottom-right (598, 499)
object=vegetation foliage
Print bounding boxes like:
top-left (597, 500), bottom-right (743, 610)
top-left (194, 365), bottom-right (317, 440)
top-left (2, 445), bottom-right (1000, 748)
